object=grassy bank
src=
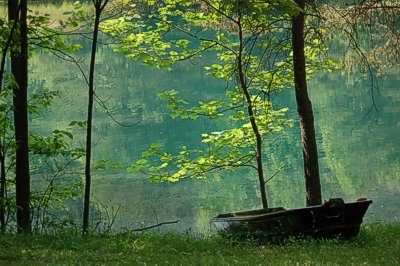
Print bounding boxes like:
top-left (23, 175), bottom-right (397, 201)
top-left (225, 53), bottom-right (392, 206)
top-left (1, 223), bottom-right (399, 265)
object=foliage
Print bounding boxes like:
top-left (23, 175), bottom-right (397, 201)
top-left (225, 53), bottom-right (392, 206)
top-left (3, 14), bottom-right (82, 231)
top-left (119, 1), bottom-right (337, 186)
top-left (128, 101), bottom-right (291, 183)
top-left (321, 1), bottom-right (400, 77)
top-left (0, 1), bottom-right (92, 233)
top-left (28, 11), bottom-right (81, 54)
top-left (1, 1), bottom-right (140, 233)
top-left (0, 82), bottom-right (85, 233)
top-left (0, 223), bottom-right (399, 265)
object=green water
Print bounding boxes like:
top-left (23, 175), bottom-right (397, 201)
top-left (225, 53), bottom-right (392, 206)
top-left (26, 41), bottom-right (400, 231)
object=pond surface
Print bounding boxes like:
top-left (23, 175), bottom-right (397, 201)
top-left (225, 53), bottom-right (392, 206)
top-left (4, 5), bottom-right (399, 232)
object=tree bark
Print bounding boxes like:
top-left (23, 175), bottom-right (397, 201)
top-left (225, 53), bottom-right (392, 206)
top-left (237, 7), bottom-right (268, 209)
top-left (0, 154), bottom-right (6, 232)
top-left (8, 0), bottom-right (31, 233)
top-left (0, 4), bottom-right (18, 235)
top-left (83, 0), bottom-right (109, 235)
top-left (291, 0), bottom-right (322, 206)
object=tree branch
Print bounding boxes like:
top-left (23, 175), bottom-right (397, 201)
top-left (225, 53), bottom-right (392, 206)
top-left (129, 219), bottom-right (179, 232)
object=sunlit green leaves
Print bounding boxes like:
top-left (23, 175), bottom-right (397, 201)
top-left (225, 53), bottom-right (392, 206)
top-left (128, 94), bottom-right (292, 183)
top-left (117, 0), bottom-right (334, 184)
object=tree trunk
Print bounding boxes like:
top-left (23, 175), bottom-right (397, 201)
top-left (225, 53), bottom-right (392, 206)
top-left (83, 0), bottom-right (109, 235)
top-left (237, 7), bottom-right (268, 209)
top-left (8, 0), bottom-right (31, 233)
top-left (291, 0), bottom-right (322, 206)
top-left (1, 0), bottom-right (20, 235)
top-left (0, 155), bottom-right (6, 233)
top-left (0, 4), bottom-right (19, 233)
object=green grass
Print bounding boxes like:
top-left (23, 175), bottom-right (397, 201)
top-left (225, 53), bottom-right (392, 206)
top-left (1, 223), bottom-right (399, 265)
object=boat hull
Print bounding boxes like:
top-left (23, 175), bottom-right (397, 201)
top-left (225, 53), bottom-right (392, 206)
top-left (210, 198), bottom-right (372, 239)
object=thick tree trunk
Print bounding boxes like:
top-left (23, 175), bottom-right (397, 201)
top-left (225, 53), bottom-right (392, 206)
top-left (8, 0), bottom-right (31, 233)
top-left (291, 0), bottom-right (322, 206)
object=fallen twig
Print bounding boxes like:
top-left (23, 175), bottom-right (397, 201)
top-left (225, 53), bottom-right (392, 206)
top-left (130, 220), bottom-right (180, 232)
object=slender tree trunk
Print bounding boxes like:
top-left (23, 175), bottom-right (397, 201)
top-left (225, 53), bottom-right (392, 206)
top-left (83, 0), bottom-right (109, 235)
top-left (237, 9), bottom-right (268, 209)
top-left (0, 3), bottom-right (19, 93)
top-left (0, 154), bottom-right (6, 232)
top-left (0, 0), bottom-right (20, 234)
top-left (291, 0), bottom-right (322, 206)
top-left (8, 0), bottom-right (31, 233)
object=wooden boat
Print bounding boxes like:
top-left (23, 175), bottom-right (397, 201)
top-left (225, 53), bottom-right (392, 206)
top-left (210, 198), bottom-right (372, 239)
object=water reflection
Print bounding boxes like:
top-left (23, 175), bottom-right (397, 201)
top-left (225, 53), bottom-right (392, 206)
top-left (27, 35), bottom-right (400, 231)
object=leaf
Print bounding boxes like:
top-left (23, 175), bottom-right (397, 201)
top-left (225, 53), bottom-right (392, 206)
top-left (197, 158), bottom-right (206, 164)
top-left (63, 131), bottom-right (73, 140)
top-left (136, 159), bottom-right (148, 165)
top-left (150, 143), bottom-right (162, 150)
